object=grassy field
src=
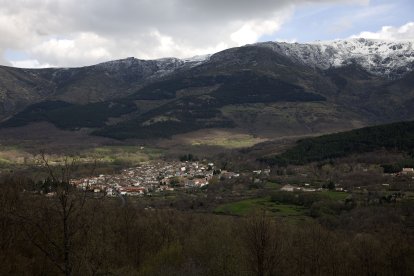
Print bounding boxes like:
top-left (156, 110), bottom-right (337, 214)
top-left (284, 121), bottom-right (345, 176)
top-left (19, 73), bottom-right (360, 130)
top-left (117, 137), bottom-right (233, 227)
top-left (263, 181), bottom-right (283, 190)
top-left (214, 197), bottom-right (307, 219)
top-left (0, 145), bottom-right (35, 167)
top-left (0, 144), bottom-right (164, 172)
top-left (321, 191), bottom-right (349, 201)
top-left (214, 190), bottom-right (349, 220)
top-left (171, 129), bottom-right (267, 149)
top-left (84, 146), bottom-right (163, 165)
top-left (190, 134), bottom-right (265, 148)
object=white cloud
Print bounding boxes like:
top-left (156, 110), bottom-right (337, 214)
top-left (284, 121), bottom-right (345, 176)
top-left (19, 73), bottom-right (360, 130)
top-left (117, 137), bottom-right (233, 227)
top-left (0, 0), bottom-right (372, 68)
top-left (146, 31), bottom-right (229, 60)
top-left (230, 9), bottom-right (293, 46)
top-left (30, 33), bottom-right (112, 66)
top-left (351, 22), bottom-right (414, 40)
top-left (10, 59), bottom-right (52, 68)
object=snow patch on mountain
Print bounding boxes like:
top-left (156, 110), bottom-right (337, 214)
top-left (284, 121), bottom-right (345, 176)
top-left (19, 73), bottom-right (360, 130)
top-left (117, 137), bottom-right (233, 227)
top-left (90, 39), bottom-right (414, 79)
top-left (94, 54), bottom-right (211, 79)
top-left (257, 38), bottom-right (414, 77)
top-left (256, 38), bottom-right (414, 78)
top-left (183, 54), bottom-right (211, 64)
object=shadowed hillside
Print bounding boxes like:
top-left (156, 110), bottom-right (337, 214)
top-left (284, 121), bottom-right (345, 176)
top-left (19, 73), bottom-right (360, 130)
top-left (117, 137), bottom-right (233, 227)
top-left (261, 121), bottom-right (414, 166)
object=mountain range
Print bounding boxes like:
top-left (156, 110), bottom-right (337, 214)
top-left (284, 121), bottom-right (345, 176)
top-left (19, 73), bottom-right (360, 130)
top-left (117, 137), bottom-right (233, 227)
top-left (0, 38), bottom-right (413, 140)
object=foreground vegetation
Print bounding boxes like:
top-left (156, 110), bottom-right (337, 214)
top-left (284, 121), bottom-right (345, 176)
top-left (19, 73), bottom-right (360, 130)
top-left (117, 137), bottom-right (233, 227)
top-left (1, 161), bottom-right (413, 275)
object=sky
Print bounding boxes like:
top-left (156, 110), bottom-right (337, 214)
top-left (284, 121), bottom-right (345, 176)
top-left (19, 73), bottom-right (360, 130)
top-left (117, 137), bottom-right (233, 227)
top-left (0, 0), bottom-right (413, 68)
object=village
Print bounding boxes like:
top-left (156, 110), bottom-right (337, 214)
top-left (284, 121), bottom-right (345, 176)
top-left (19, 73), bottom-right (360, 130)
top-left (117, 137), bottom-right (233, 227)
top-left (69, 159), bottom-right (414, 198)
top-left (70, 160), bottom-right (240, 197)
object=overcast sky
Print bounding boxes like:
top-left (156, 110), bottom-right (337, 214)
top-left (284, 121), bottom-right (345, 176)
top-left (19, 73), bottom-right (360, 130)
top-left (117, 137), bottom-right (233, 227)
top-left (1, 0), bottom-right (413, 68)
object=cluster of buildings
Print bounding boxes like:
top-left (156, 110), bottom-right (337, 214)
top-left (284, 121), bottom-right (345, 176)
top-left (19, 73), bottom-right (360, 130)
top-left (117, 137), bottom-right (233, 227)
top-left (70, 160), bottom-right (238, 196)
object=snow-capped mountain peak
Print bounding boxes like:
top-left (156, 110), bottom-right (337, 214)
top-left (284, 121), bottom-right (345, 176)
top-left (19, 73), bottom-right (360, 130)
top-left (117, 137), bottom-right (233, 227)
top-left (90, 39), bottom-right (414, 79)
top-left (255, 38), bottom-right (414, 78)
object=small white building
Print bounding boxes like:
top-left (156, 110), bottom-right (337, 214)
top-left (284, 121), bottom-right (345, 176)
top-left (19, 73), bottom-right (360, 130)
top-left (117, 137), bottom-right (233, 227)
top-left (402, 168), bottom-right (414, 174)
top-left (281, 184), bottom-right (296, 192)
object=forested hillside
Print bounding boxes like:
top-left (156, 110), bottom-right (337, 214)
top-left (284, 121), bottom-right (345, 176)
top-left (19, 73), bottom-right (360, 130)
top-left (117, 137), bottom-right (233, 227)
top-left (262, 121), bottom-right (414, 166)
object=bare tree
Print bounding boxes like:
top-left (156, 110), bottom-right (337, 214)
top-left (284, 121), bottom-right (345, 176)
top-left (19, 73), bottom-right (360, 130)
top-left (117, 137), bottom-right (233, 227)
top-left (241, 211), bottom-right (285, 276)
top-left (15, 153), bottom-right (91, 276)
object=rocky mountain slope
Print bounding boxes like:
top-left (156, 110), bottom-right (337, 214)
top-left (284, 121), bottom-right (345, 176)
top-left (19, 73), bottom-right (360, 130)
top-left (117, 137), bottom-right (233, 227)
top-left (257, 38), bottom-right (414, 78)
top-left (0, 56), bottom-right (204, 117)
top-left (0, 39), bottom-right (413, 140)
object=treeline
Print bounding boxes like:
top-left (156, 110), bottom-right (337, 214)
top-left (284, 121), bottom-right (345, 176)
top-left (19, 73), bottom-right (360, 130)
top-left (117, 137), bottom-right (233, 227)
top-left (381, 158), bottom-right (414, 173)
top-left (129, 71), bottom-right (325, 104)
top-left (94, 95), bottom-right (234, 139)
top-left (0, 175), bottom-right (413, 275)
top-left (96, 71), bottom-right (325, 139)
top-left (93, 117), bottom-right (234, 139)
top-left (0, 100), bottom-right (137, 130)
top-left (261, 121), bottom-right (414, 166)
top-left (211, 71), bottom-right (326, 105)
